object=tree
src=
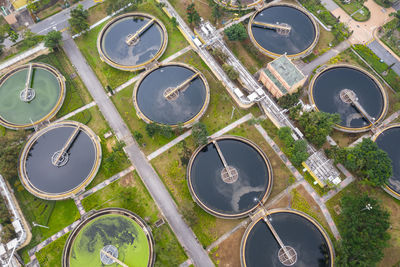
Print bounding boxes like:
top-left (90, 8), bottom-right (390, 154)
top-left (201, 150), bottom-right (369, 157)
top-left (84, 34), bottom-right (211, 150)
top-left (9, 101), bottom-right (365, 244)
top-left (0, 131), bottom-right (26, 180)
top-left (145, 123), bottom-right (160, 137)
top-left (192, 122), bottom-right (208, 146)
top-left (212, 5), bottom-right (222, 22)
top-left (44, 30), bottom-right (62, 49)
top-left (186, 3), bottom-right (200, 25)
top-left (211, 47), bottom-right (227, 62)
top-left (27, 0), bottom-right (38, 13)
top-left (298, 111), bottom-right (341, 148)
top-left (171, 17), bottom-right (178, 27)
top-left (224, 23), bottom-right (248, 41)
top-left (278, 127), bottom-right (309, 166)
top-left (327, 138), bottom-right (392, 186)
top-left (277, 90), bottom-right (301, 109)
top-left (336, 193), bottom-right (390, 266)
top-left (68, 5), bottom-right (89, 34)
top-left (222, 64), bottom-right (239, 80)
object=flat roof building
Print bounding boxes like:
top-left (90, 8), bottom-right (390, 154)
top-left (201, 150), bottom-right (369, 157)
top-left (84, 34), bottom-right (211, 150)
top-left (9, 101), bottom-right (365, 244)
top-left (259, 54), bottom-right (306, 98)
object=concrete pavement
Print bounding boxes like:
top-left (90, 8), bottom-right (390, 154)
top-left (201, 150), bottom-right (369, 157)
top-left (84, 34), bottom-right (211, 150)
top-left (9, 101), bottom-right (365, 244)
top-left (61, 33), bottom-right (214, 267)
top-left (302, 41), bottom-right (351, 75)
top-left (368, 40), bottom-right (400, 76)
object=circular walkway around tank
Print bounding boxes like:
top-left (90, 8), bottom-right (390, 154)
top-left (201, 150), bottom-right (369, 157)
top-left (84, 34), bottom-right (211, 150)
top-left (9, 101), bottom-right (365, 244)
top-left (309, 64), bottom-right (388, 133)
top-left (62, 208), bottom-right (155, 267)
top-left (97, 12), bottom-right (168, 71)
top-left (248, 3), bottom-right (319, 58)
top-left (18, 121), bottom-right (101, 200)
top-left (0, 62), bottom-right (65, 129)
top-left (240, 209), bottom-right (334, 267)
top-left (374, 124), bottom-right (400, 199)
top-left (187, 136), bottom-right (273, 218)
top-left (133, 62), bottom-right (210, 127)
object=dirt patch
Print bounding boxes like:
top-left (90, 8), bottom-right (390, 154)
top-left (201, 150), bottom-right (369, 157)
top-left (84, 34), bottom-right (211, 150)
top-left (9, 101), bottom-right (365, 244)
top-left (106, 138), bottom-right (116, 153)
top-left (267, 194), bottom-right (290, 210)
top-left (118, 173), bottom-right (135, 187)
top-left (211, 226), bottom-right (247, 267)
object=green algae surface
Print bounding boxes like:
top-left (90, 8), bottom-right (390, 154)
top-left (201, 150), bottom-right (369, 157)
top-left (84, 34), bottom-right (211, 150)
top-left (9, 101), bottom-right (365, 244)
top-left (0, 67), bottom-right (61, 125)
top-left (69, 214), bottom-right (150, 267)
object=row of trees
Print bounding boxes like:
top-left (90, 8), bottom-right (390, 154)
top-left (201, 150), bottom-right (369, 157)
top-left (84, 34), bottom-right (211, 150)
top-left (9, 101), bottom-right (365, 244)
top-left (326, 138), bottom-right (392, 186)
top-left (278, 127), bottom-right (309, 166)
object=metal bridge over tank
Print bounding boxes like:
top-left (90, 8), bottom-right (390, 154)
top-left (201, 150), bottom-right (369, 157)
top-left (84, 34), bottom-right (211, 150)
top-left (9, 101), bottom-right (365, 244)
top-left (163, 72), bottom-right (200, 101)
top-left (252, 21), bottom-right (292, 36)
top-left (340, 89), bottom-right (376, 125)
top-left (253, 199), bottom-right (297, 266)
top-left (20, 63), bottom-right (35, 102)
top-left (212, 140), bottom-right (239, 184)
top-left (51, 125), bottom-right (81, 167)
top-left (125, 18), bottom-right (156, 46)
top-left (100, 245), bottom-right (128, 267)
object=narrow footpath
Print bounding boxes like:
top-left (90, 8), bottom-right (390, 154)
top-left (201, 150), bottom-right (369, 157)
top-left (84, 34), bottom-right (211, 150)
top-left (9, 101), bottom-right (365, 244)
top-left (61, 33), bottom-right (214, 267)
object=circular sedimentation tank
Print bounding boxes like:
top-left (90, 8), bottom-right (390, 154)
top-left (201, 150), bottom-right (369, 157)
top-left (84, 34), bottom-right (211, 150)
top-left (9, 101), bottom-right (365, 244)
top-left (374, 124), bottom-right (400, 199)
top-left (97, 12), bottom-right (168, 71)
top-left (0, 63), bottom-right (66, 129)
top-left (187, 136), bottom-right (273, 218)
top-left (309, 65), bottom-right (388, 132)
top-left (248, 3), bottom-right (318, 58)
top-left (133, 63), bottom-right (210, 126)
top-left (214, 0), bottom-right (263, 10)
top-left (62, 208), bottom-right (155, 267)
top-left (240, 209), bottom-right (334, 267)
top-left (18, 121), bottom-right (101, 200)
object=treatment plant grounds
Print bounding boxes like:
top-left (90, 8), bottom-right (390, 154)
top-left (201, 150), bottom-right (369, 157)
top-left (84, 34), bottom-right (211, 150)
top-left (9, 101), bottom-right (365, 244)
top-left (97, 12), bottom-right (167, 71)
top-left (0, 63), bottom-right (65, 129)
top-left (241, 210), bottom-right (334, 267)
top-left (18, 121), bottom-right (101, 200)
top-left (248, 3), bottom-right (318, 58)
top-left (310, 65), bottom-right (388, 132)
top-left (63, 208), bottom-right (155, 267)
top-left (187, 136), bottom-right (273, 218)
top-left (133, 63), bottom-right (210, 126)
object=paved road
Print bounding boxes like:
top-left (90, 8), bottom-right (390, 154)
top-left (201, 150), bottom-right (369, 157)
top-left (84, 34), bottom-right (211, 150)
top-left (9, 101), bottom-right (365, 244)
top-left (320, 0), bottom-right (340, 11)
top-left (61, 33), bottom-right (214, 267)
top-left (368, 40), bottom-right (400, 76)
top-left (302, 41), bottom-right (351, 75)
top-left (4, 0), bottom-right (96, 48)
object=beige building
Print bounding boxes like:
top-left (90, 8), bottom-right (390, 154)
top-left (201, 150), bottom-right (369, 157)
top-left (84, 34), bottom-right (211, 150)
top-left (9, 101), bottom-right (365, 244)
top-left (259, 54), bottom-right (307, 98)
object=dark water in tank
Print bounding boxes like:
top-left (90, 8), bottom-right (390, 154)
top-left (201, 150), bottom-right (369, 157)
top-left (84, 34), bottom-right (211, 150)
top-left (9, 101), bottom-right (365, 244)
top-left (136, 65), bottom-right (207, 125)
top-left (375, 126), bottom-right (400, 195)
top-left (312, 67), bottom-right (384, 128)
top-left (251, 6), bottom-right (316, 55)
top-left (244, 212), bottom-right (332, 267)
top-left (189, 139), bottom-right (271, 215)
top-left (25, 126), bottom-right (96, 194)
top-left (101, 16), bottom-right (163, 67)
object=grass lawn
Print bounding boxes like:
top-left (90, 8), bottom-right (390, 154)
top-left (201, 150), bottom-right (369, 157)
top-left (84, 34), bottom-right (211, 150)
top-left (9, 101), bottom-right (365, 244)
top-left (33, 50), bottom-right (92, 118)
top-left (302, 28), bottom-right (336, 63)
top-left (227, 122), bottom-right (294, 200)
top-left (224, 35), bottom-right (272, 74)
top-left (81, 171), bottom-right (188, 266)
top-left (36, 233), bottom-right (69, 267)
top-left (150, 136), bottom-right (241, 247)
top-left (333, 0), bottom-right (370, 22)
top-left (290, 185), bottom-right (334, 239)
top-left (36, 0), bottom-right (64, 21)
top-left (68, 106), bottom-right (131, 188)
top-left (14, 184), bottom-right (80, 263)
top-left (325, 182), bottom-right (400, 266)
